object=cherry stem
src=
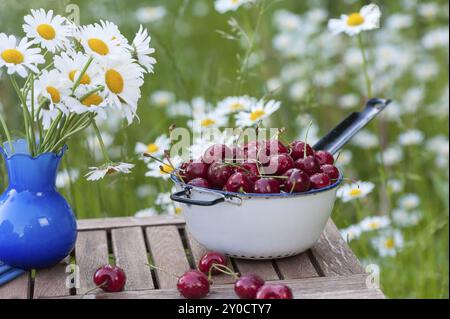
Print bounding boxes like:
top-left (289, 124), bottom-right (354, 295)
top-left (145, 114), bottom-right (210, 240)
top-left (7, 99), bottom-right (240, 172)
top-left (79, 281), bottom-right (107, 299)
top-left (146, 263), bottom-right (180, 279)
top-left (208, 264), bottom-right (240, 281)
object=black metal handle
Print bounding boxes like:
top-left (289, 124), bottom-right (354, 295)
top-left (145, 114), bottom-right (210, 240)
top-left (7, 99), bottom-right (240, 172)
top-left (313, 98), bottom-right (391, 155)
top-left (170, 188), bottom-right (226, 206)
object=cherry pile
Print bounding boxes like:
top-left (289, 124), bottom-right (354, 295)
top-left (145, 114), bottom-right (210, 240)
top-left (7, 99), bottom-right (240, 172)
top-left (180, 140), bottom-right (339, 194)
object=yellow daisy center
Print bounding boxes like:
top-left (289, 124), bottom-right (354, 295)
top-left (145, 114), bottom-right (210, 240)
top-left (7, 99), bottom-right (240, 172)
top-left (230, 102), bottom-right (244, 111)
top-left (81, 93), bottom-right (103, 107)
top-left (347, 13), bottom-right (365, 26)
top-left (175, 207), bottom-right (182, 215)
top-left (349, 188), bottom-right (362, 197)
top-left (1, 49), bottom-right (24, 64)
top-left (160, 164), bottom-right (173, 174)
top-left (384, 238), bottom-right (395, 249)
top-left (69, 70), bottom-right (91, 85)
top-left (88, 38), bottom-right (109, 55)
top-left (105, 69), bottom-right (124, 94)
top-left (201, 118), bottom-right (216, 127)
top-left (36, 23), bottom-right (56, 40)
top-left (46, 86), bottom-right (61, 103)
top-left (368, 222), bottom-right (380, 229)
top-left (147, 143), bottom-right (159, 154)
top-left (250, 109), bottom-right (266, 122)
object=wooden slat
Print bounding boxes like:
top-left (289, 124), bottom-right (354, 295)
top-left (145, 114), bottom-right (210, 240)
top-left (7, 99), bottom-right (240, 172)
top-left (233, 259), bottom-right (279, 281)
top-left (77, 215), bottom-right (184, 231)
top-left (111, 227), bottom-right (154, 291)
top-left (58, 274), bottom-right (384, 299)
top-left (75, 230), bottom-right (109, 294)
top-left (310, 219), bottom-right (365, 276)
top-left (146, 226), bottom-right (190, 289)
top-left (34, 259), bottom-right (71, 298)
top-left (185, 231), bottom-right (236, 285)
top-left (275, 252), bottom-right (319, 279)
top-left (0, 272), bottom-right (29, 299)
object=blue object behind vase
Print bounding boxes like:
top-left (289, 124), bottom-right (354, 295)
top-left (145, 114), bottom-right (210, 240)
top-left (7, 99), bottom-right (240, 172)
top-left (0, 140), bottom-right (77, 270)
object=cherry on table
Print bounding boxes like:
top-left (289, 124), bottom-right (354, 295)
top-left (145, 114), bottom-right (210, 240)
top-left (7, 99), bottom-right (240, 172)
top-left (198, 252), bottom-right (228, 275)
top-left (310, 173), bottom-right (331, 189)
top-left (283, 168), bottom-right (311, 193)
top-left (295, 155), bottom-right (321, 176)
top-left (93, 264), bottom-right (126, 293)
top-left (255, 284), bottom-right (293, 299)
top-left (207, 162), bottom-right (234, 189)
top-left (315, 150), bottom-right (334, 165)
top-left (253, 178), bottom-right (281, 194)
top-left (185, 160), bottom-right (209, 182)
top-left (202, 144), bottom-right (233, 164)
top-left (263, 153), bottom-right (294, 175)
top-left (188, 177), bottom-right (211, 189)
top-left (177, 270), bottom-right (210, 299)
top-left (320, 164), bottom-right (340, 180)
top-left (224, 172), bottom-right (254, 193)
top-left (234, 274), bottom-right (265, 299)
top-left (290, 141), bottom-right (314, 160)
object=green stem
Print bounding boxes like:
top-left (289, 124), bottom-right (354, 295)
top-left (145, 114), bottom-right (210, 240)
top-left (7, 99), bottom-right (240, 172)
top-left (357, 34), bottom-right (373, 99)
top-left (72, 56), bottom-right (93, 94)
top-left (0, 112), bottom-right (14, 153)
top-left (79, 85), bottom-right (104, 101)
top-left (91, 120), bottom-right (111, 162)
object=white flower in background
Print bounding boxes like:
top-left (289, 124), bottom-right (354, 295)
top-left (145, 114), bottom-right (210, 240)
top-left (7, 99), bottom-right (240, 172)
top-left (0, 34), bottom-right (44, 77)
top-left (145, 156), bottom-right (182, 180)
top-left (338, 93), bottom-right (360, 109)
top-left (56, 169), bottom-right (79, 188)
top-left (85, 162), bottom-right (135, 181)
top-left (150, 90), bottom-right (175, 108)
top-left (371, 229), bottom-right (404, 257)
top-left (54, 51), bottom-right (102, 87)
top-left (352, 130), bottom-right (378, 149)
top-left (297, 123), bottom-right (320, 146)
top-left (87, 131), bottom-right (113, 151)
top-left (426, 135), bottom-right (449, 158)
top-left (135, 134), bottom-right (171, 157)
top-left (167, 101), bottom-right (192, 117)
top-left (155, 192), bottom-right (172, 207)
top-left (418, 2), bottom-right (440, 19)
top-left (23, 9), bottom-right (72, 52)
top-left (289, 81), bottom-right (309, 101)
top-left (328, 3), bottom-right (381, 36)
top-left (386, 13), bottom-right (413, 30)
top-left (236, 99), bottom-right (281, 127)
top-left (343, 47), bottom-right (364, 66)
top-left (131, 25), bottom-right (156, 73)
top-left (337, 181), bottom-right (375, 202)
top-left (273, 10), bottom-right (302, 32)
top-left (136, 184), bottom-right (155, 198)
top-left (135, 207), bottom-right (158, 218)
top-left (306, 8), bottom-right (328, 24)
top-left (360, 216), bottom-right (391, 232)
top-left (214, 0), bottom-right (254, 14)
top-left (387, 179), bottom-right (404, 193)
top-left (398, 193), bottom-right (420, 210)
top-left (189, 109), bottom-right (228, 131)
top-left (393, 209), bottom-right (422, 228)
top-left (340, 224), bottom-right (362, 243)
top-left (335, 149), bottom-right (353, 166)
top-left (216, 96), bottom-right (256, 115)
top-left (379, 145), bottom-right (403, 166)
top-left (422, 27), bottom-right (449, 49)
top-left (398, 129), bottom-right (425, 146)
top-left (414, 61), bottom-right (439, 81)
top-left (166, 204), bottom-right (183, 216)
top-left (135, 6), bottom-right (166, 23)
top-left (266, 77), bottom-right (282, 92)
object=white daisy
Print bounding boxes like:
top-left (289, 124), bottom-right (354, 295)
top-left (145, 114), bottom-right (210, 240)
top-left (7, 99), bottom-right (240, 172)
top-left (56, 169), bottom-right (79, 189)
top-left (352, 130), bottom-right (379, 149)
top-left (135, 207), bottom-right (158, 218)
top-left (398, 193), bottom-right (420, 210)
top-left (23, 9), bottom-right (73, 52)
top-left (235, 99), bottom-right (281, 127)
top-left (145, 156), bottom-right (182, 180)
top-left (387, 179), bottom-right (404, 193)
top-left (167, 101), bottom-right (192, 117)
top-left (371, 229), bottom-right (404, 257)
top-left (135, 134), bottom-right (171, 157)
top-left (360, 216), bottom-right (391, 232)
top-left (131, 25), bottom-right (156, 73)
top-left (398, 129), bottom-right (425, 146)
top-left (216, 96), bottom-right (256, 115)
top-left (189, 109), bottom-right (228, 131)
top-left (328, 3), bottom-right (381, 36)
top-left (392, 209), bottom-right (423, 228)
top-left (0, 33), bottom-right (44, 77)
top-left (85, 162), bottom-right (134, 181)
top-left (136, 184), bottom-right (155, 198)
top-left (340, 224), bottom-right (363, 243)
top-left (155, 192), bottom-right (172, 207)
top-left (379, 146), bottom-right (403, 166)
top-left (54, 51), bottom-right (102, 87)
top-left (214, 0), bottom-right (255, 14)
top-left (70, 86), bottom-right (108, 119)
top-left (150, 90), bottom-right (175, 108)
top-left (338, 93), bottom-right (360, 109)
top-left (135, 6), bottom-right (167, 23)
top-left (166, 203), bottom-right (183, 216)
top-left (337, 181), bottom-right (375, 202)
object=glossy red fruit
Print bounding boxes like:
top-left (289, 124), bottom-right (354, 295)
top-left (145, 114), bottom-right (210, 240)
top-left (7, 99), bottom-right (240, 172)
top-left (231, 145), bottom-right (245, 163)
top-left (93, 265), bottom-right (126, 293)
top-left (224, 172), bottom-right (254, 193)
top-left (255, 284), bottom-right (293, 299)
top-left (283, 169), bottom-right (311, 193)
top-left (310, 173), bottom-right (331, 189)
top-left (290, 141), bottom-right (314, 160)
top-left (198, 252), bottom-right (228, 275)
top-left (180, 160), bottom-right (192, 171)
top-left (188, 177), bottom-right (211, 189)
top-left (253, 178), bottom-right (281, 194)
top-left (234, 274), bottom-right (265, 299)
top-left (315, 150), bottom-right (334, 165)
top-left (185, 160), bottom-right (209, 182)
top-left (264, 140), bottom-right (288, 156)
top-left (207, 162), bottom-right (234, 189)
top-left (177, 270), bottom-right (210, 299)
top-left (320, 164), bottom-right (340, 180)
top-left (294, 155), bottom-right (321, 176)
top-left (234, 162), bottom-right (260, 182)
top-left (202, 144), bottom-right (233, 164)
top-left (263, 153), bottom-right (294, 175)
top-left (243, 141), bottom-right (264, 163)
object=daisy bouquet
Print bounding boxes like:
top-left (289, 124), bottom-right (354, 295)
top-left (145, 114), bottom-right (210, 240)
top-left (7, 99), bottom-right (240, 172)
top-left (0, 9), bottom-right (155, 180)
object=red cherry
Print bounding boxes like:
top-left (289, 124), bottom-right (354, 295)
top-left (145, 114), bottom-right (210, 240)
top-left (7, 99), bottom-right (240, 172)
top-left (93, 264), bottom-right (126, 293)
top-left (177, 270), bottom-right (210, 299)
top-left (188, 177), bottom-right (211, 189)
top-left (224, 172), bottom-right (254, 193)
top-left (234, 274), bottom-right (265, 299)
top-left (231, 145), bottom-right (245, 163)
top-left (264, 140), bottom-right (288, 156)
top-left (185, 160), bottom-right (209, 182)
top-left (283, 168), bottom-right (311, 193)
top-left (253, 178), bottom-right (281, 194)
top-left (290, 141), bottom-right (314, 160)
top-left (320, 164), bottom-right (340, 180)
top-left (180, 160), bottom-right (192, 171)
top-left (234, 162), bottom-right (260, 182)
top-left (202, 144), bottom-right (233, 164)
top-left (198, 252), bottom-right (228, 275)
top-left (315, 150), bottom-right (334, 165)
top-left (294, 155), bottom-right (321, 176)
top-left (243, 141), bottom-right (265, 163)
top-left (207, 162), bottom-right (234, 189)
top-left (310, 173), bottom-right (331, 189)
top-left (255, 284), bottom-right (293, 299)
top-left (263, 153), bottom-right (294, 175)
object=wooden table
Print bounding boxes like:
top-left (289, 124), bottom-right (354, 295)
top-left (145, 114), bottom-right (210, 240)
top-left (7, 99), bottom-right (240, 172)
top-left (0, 216), bottom-right (384, 299)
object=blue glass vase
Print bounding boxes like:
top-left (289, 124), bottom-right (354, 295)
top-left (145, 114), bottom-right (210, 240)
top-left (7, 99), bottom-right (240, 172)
top-left (0, 140), bottom-right (77, 270)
